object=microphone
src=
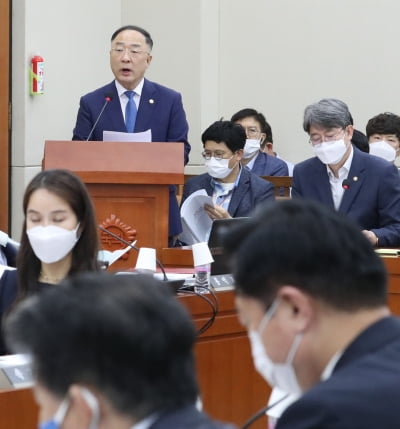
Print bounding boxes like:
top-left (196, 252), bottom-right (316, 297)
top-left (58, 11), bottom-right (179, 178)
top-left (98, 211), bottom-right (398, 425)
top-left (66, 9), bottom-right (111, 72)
top-left (86, 92), bottom-right (113, 141)
top-left (240, 393), bottom-right (290, 429)
top-left (97, 225), bottom-right (169, 281)
top-left (342, 179), bottom-right (351, 190)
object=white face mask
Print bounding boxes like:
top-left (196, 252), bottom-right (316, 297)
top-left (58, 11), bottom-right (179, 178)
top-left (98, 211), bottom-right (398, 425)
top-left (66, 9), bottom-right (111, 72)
top-left (27, 223), bottom-right (80, 264)
top-left (248, 300), bottom-right (303, 395)
top-left (205, 156), bottom-right (235, 179)
top-left (243, 139), bottom-right (261, 159)
top-left (39, 387), bottom-right (99, 429)
top-left (313, 139), bottom-right (347, 165)
top-left (369, 140), bottom-right (397, 162)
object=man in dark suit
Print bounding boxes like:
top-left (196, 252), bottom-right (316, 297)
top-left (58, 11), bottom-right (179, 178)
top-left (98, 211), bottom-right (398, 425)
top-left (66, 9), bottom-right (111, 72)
top-left (230, 108), bottom-right (289, 177)
top-left (5, 272), bottom-right (235, 429)
top-left (72, 25), bottom-right (190, 243)
top-left (223, 198), bottom-right (400, 429)
top-left (181, 121), bottom-right (274, 221)
top-left (292, 98), bottom-right (400, 247)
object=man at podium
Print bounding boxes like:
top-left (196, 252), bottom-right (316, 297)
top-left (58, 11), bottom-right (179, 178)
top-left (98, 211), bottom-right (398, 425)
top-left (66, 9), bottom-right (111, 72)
top-left (72, 25), bottom-right (190, 244)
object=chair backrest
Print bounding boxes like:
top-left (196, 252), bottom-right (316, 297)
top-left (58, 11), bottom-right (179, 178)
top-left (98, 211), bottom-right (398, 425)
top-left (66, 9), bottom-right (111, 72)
top-left (262, 176), bottom-right (292, 199)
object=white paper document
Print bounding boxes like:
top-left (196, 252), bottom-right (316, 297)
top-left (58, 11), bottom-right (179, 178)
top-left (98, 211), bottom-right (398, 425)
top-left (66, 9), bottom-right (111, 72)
top-left (98, 240), bottom-right (137, 266)
top-left (179, 189), bottom-right (213, 245)
top-left (103, 129), bottom-right (152, 142)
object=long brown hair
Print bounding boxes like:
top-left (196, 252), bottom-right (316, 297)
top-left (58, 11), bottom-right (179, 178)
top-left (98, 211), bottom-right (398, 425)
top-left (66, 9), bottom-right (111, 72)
top-left (17, 169), bottom-right (100, 298)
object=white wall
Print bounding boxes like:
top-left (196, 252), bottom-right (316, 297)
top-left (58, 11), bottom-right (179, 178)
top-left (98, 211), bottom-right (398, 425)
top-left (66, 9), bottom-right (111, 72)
top-left (11, 0), bottom-right (400, 236)
top-left (11, 0), bottom-right (121, 237)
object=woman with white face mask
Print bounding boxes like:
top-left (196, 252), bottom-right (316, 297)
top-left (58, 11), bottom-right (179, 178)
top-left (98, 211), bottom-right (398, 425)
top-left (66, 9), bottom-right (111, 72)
top-left (0, 169), bottom-right (100, 354)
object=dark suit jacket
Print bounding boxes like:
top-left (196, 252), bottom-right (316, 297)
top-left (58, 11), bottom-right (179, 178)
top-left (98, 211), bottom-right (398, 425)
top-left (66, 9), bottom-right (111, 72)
top-left (150, 405), bottom-right (235, 429)
top-left (252, 152), bottom-right (289, 176)
top-left (72, 79), bottom-right (190, 237)
top-left (292, 148), bottom-right (400, 246)
top-left (181, 167), bottom-right (275, 217)
top-left (277, 317), bottom-right (400, 429)
top-left (1, 242), bottom-right (17, 267)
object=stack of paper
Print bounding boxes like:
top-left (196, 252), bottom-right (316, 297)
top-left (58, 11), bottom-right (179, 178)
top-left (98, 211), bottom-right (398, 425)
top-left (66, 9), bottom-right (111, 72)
top-left (179, 189), bottom-right (213, 245)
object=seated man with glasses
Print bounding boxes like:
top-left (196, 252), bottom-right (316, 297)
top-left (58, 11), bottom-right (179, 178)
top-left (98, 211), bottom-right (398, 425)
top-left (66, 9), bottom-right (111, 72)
top-left (72, 25), bottom-right (190, 246)
top-left (181, 120), bottom-right (274, 221)
top-left (292, 97), bottom-right (400, 247)
top-left (231, 108), bottom-right (290, 176)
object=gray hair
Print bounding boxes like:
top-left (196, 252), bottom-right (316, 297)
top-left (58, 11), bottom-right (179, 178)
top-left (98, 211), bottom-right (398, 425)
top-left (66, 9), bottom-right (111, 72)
top-left (303, 98), bottom-right (353, 132)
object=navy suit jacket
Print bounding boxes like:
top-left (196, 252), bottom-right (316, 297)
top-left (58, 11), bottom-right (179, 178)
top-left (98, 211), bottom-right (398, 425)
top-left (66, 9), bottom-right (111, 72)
top-left (277, 317), bottom-right (400, 429)
top-left (181, 167), bottom-right (275, 218)
top-left (251, 151), bottom-right (289, 176)
top-left (150, 404), bottom-right (235, 429)
top-left (72, 79), bottom-right (191, 237)
top-left (1, 242), bottom-right (17, 267)
top-left (292, 148), bottom-right (400, 246)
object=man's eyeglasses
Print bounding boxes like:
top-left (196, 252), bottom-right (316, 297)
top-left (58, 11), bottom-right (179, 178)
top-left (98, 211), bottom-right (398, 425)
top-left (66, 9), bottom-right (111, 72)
top-left (309, 128), bottom-right (346, 146)
top-left (111, 47), bottom-right (150, 58)
top-left (201, 151), bottom-right (231, 161)
top-left (245, 127), bottom-right (261, 138)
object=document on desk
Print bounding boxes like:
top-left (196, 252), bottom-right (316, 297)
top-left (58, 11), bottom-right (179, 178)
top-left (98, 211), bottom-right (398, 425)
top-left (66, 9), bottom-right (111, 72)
top-left (98, 240), bottom-right (137, 266)
top-left (103, 129), bottom-right (152, 142)
top-left (179, 189), bottom-right (213, 245)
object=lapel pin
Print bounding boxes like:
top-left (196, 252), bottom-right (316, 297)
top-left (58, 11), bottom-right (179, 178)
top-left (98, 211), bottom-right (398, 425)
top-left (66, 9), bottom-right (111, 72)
top-left (149, 99), bottom-right (154, 104)
top-left (353, 176), bottom-right (358, 181)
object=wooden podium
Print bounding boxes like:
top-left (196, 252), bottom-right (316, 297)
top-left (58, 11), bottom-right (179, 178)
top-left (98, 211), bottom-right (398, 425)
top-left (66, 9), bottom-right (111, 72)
top-left (42, 140), bottom-right (184, 269)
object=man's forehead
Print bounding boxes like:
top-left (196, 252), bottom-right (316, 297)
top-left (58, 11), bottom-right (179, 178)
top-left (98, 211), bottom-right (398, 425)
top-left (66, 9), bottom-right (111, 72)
top-left (113, 30), bottom-right (146, 44)
top-left (309, 125), bottom-right (340, 134)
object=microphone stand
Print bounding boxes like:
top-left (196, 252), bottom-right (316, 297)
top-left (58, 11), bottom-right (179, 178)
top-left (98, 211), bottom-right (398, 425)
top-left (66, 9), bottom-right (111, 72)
top-left (98, 225), bottom-right (168, 281)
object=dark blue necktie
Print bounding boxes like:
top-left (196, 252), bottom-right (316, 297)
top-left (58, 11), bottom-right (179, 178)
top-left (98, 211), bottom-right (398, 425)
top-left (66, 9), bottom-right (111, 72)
top-left (125, 90), bottom-right (137, 133)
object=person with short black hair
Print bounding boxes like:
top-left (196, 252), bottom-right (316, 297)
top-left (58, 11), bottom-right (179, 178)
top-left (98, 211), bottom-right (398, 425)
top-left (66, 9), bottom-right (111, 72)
top-left (366, 112), bottom-right (400, 162)
top-left (292, 97), bottom-right (400, 247)
top-left (230, 108), bottom-right (289, 176)
top-left (5, 272), bottom-right (235, 429)
top-left (223, 198), bottom-right (400, 429)
top-left (181, 120), bottom-right (274, 221)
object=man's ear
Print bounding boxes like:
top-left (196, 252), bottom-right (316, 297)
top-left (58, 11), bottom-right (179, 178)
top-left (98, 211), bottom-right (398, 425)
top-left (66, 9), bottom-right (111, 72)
top-left (67, 385), bottom-right (100, 429)
top-left (277, 285), bottom-right (314, 332)
top-left (235, 148), bottom-right (244, 161)
top-left (264, 142), bottom-right (274, 155)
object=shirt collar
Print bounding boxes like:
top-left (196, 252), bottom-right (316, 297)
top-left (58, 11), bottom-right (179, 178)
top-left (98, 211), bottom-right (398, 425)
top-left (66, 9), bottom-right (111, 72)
top-left (130, 413), bottom-right (158, 429)
top-left (321, 351), bottom-right (343, 381)
top-left (115, 78), bottom-right (145, 98)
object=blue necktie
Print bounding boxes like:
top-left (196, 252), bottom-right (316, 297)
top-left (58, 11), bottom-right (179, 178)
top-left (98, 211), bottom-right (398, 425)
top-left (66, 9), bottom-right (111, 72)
top-left (125, 90), bottom-right (137, 133)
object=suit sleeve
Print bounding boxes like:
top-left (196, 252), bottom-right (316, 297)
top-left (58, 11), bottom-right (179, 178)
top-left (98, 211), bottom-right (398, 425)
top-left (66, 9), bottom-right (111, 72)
top-left (370, 163), bottom-right (400, 246)
top-left (167, 92), bottom-right (190, 165)
top-left (72, 96), bottom-right (93, 141)
top-left (257, 181), bottom-right (275, 204)
top-left (291, 165), bottom-right (302, 198)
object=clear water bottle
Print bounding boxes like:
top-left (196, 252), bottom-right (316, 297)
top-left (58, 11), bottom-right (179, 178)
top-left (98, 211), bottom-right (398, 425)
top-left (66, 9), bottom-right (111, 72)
top-left (194, 263), bottom-right (210, 294)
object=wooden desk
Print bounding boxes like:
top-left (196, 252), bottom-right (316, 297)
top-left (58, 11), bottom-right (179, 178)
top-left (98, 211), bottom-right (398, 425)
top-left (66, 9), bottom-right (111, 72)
top-left (179, 290), bottom-right (270, 428)
top-left (383, 256), bottom-right (400, 314)
top-left (2, 255), bottom-right (400, 429)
